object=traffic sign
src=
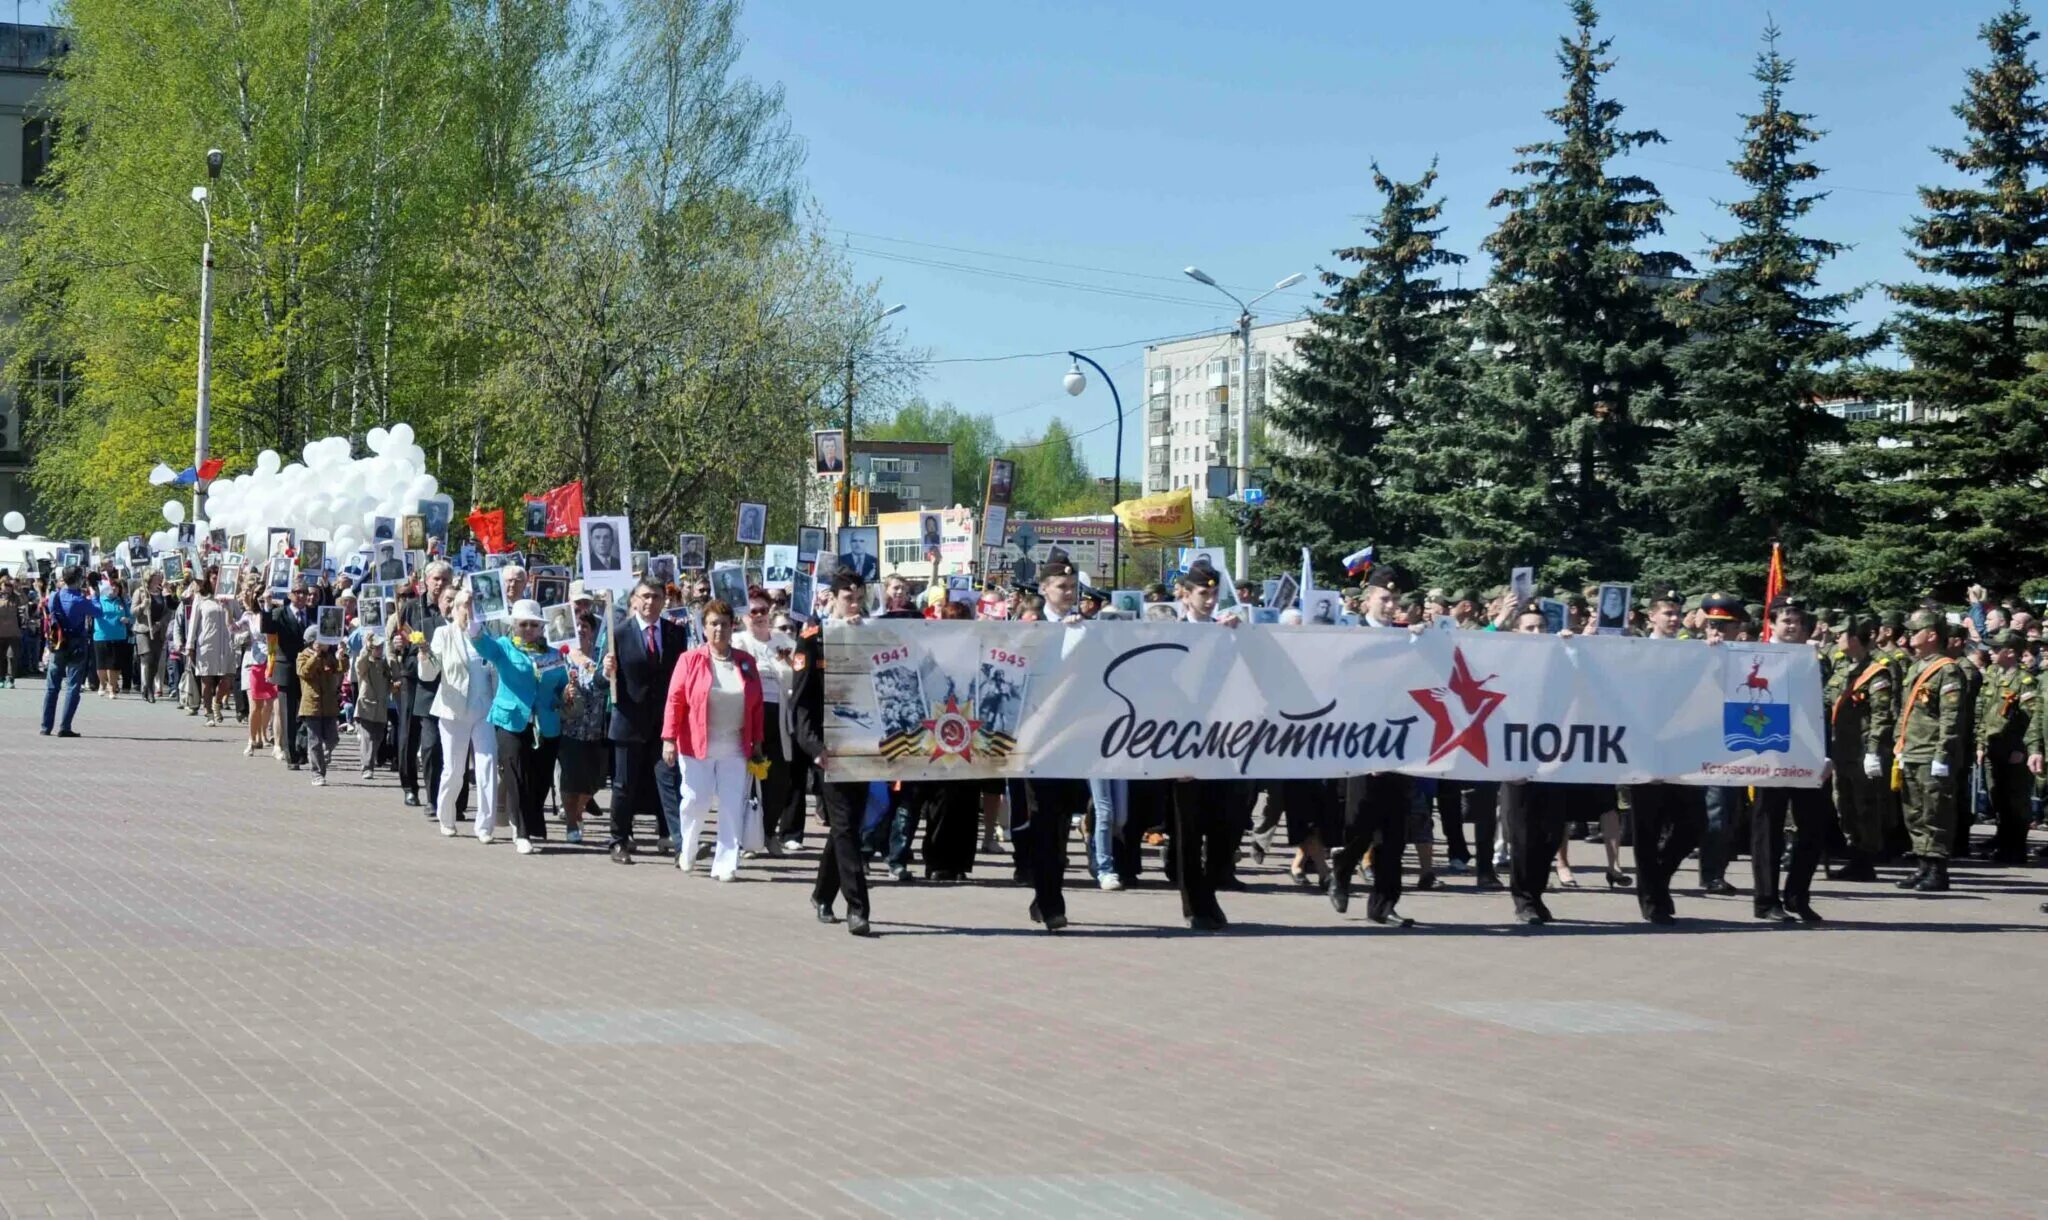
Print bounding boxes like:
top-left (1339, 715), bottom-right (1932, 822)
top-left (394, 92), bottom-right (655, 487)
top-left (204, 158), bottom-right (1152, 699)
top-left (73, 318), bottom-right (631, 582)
top-left (1242, 487), bottom-right (1266, 506)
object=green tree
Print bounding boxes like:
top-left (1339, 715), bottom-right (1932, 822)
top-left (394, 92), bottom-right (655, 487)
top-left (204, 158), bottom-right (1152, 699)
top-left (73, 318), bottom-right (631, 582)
top-left (1630, 27), bottom-right (1875, 597)
top-left (1821, 1), bottom-right (2048, 603)
top-left (1420, 0), bottom-right (1688, 589)
top-left (1258, 162), bottom-right (1470, 584)
top-left (1001, 418), bottom-right (1093, 520)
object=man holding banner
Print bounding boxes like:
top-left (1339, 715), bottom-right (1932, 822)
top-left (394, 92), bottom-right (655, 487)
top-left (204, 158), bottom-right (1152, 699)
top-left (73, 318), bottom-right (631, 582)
top-left (1327, 566), bottom-right (1415, 927)
top-left (794, 566), bottom-right (876, 937)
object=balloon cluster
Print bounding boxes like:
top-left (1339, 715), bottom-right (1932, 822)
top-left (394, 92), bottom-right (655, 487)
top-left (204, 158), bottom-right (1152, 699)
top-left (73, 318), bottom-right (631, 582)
top-left (151, 423), bottom-right (453, 567)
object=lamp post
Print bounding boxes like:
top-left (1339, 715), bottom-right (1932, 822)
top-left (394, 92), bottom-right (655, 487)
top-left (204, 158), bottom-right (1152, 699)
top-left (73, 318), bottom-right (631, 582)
top-left (1062, 352), bottom-right (1122, 586)
top-left (840, 302), bottom-right (906, 529)
top-left (192, 147), bottom-right (223, 521)
top-left (1182, 266), bottom-right (1303, 579)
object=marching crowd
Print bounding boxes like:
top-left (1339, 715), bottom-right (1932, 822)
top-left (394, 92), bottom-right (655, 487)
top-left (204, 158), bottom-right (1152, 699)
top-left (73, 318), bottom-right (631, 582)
top-left (9, 548), bottom-right (2047, 938)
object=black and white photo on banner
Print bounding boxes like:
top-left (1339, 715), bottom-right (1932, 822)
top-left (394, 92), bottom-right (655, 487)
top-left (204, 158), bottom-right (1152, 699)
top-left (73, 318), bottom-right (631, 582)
top-left (316, 605), bottom-right (346, 644)
top-left (374, 542), bottom-right (406, 583)
top-left (676, 533), bottom-right (707, 571)
top-left (420, 499), bottom-right (453, 548)
top-left (812, 428), bottom-right (845, 475)
top-left (796, 526), bottom-right (825, 567)
top-left (357, 595), bottom-right (387, 632)
top-left (648, 553), bottom-right (677, 587)
top-left (543, 602), bottom-right (577, 649)
top-left (468, 569), bottom-right (510, 621)
top-left (523, 498), bottom-right (549, 538)
top-left (298, 539), bottom-right (327, 573)
top-left (735, 501), bottom-right (767, 547)
top-left (835, 525), bottom-right (879, 582)
top-left (176, 522), bottom-right (196, 549)
top-left (534, 573), bottom-right (569, 608)
top-left (762, 544), bottom-right (796, 590)
top-left (710, 562), bottom-right (748, 609)
top-left (630, 550), bottom-right (650, 577)
top-left (1597, 583), bottom-right (1632, 634)
top-left (579, 516), bottom-right (632, 590)
top-left (268, 527), bottom-right (296, 560)
top-left (371, 516), bottom-right (395, 544)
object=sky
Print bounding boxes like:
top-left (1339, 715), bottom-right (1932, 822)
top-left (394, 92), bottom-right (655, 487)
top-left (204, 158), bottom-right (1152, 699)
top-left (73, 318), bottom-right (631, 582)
top-left (730, 0), bottom-right (1988, 479)
top-left (14, 0), bottom-right (1997, 479)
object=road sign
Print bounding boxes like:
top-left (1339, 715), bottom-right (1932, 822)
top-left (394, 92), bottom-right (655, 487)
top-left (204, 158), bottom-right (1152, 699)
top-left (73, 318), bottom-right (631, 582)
top-left (1242, 487), bottom-right (1266, 506)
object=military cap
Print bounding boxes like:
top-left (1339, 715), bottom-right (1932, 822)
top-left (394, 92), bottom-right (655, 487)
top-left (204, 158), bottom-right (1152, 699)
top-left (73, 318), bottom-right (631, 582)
top-left (1881, 609), bottom-right (1907, 630)
top-left (1905, 608), bottom-right (1946, 637)
top-left (1177, 561), bottom-right (1220, 591)
top-left (1365, 565), bottom-right (1401, 592)
top-left (1450, 588), bottom-right (1476, 606)
top-left (1700, 592), bottom-right (1746, 622)
top-left (1836, 612), bottom-right (1874, 640)
top-left (1645, 587), bottom-right (1683, 609)
top-left (1400, 590), bottom-right (1426, 611)
top-left (1989, 628), bottom-right (2023, 649)
top-left (1768, 594), bottom-right (1812, 621)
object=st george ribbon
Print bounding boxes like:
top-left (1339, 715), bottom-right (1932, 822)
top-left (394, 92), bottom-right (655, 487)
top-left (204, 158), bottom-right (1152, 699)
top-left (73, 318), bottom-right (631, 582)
top-left (819, 621), bottom-right (1826, 787)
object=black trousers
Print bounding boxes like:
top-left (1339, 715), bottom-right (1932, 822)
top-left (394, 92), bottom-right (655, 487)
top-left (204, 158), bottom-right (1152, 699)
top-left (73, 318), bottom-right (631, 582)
top-left (1019, 779), bottom-right (1082, 920)
top-left (759, 718), bottom-right (804, 842)
top-left (609, 739), bottom-right (669, 849)
top-left (1628, 783), bottom-right (1703, 919)
top-left (497, 727), bottom-right (558, 842)
top-left (1445, 780), bottom-right (1500, 871)
top-left (278, 677), bottom-right (305, 765)
top-left (420, 711), bottom-right (452, 813)
top-left (921, 783), bottom-right (981, 876)
top-left (1987, 759), bottom-right (2032, 861)
top-left (1332, 773), bottom-right (1411, 917)
top-left (1750, 786), bottom-right (1828, 912)
top-left (1170, 780), bottom-right (1233, 922)
top-left (395, 689), bottom-right (421, 795)
top-left (1499, 781), bottom-right (1566, 916)
top-left (811, 780), bottom-right (870, 921)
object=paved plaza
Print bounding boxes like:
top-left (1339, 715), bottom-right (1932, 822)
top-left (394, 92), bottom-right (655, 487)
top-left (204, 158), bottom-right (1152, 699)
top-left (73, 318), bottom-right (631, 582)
top-left (2, 690), bottom-right (2045, 1219)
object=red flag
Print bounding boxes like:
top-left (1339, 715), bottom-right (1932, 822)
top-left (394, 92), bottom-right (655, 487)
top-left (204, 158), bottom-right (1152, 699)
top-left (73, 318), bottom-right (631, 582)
top-left (467, 507), bottom-right (510, 554)
top-left (542, 480), bottom-right (584, 538)
top-left (1760, 542), bottom-right (1784, 642)
top-left (196, 458), bottom-right (226, 482)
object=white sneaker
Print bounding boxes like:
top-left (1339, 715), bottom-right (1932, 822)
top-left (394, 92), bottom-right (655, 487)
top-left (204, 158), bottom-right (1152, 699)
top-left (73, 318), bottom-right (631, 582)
top-left (242, 742), bottom-right (254, 757)
top-left (272, 745), bottom-right (286, 761)
top-left (1099, 875), bottom-right (1123, 892)
top-left (780, 838), bottom-right (802, 853)
top-left (310, 776), bottom-right (326, 788)
top-left (515, 838), bottom-right (535, 855)
top-left (476, 831), bottom-right (494, 844)
top-left (440, 825), bottom-right (458, 838)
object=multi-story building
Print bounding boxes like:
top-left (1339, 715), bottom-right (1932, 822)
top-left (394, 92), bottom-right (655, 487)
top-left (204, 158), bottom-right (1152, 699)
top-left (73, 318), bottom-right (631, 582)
top-left (0, 22), bottom-right (68, 523)
top-left (804, 438), bottom-right (955, 526)
top-left (1142, 318), bottom-right (1311, 504)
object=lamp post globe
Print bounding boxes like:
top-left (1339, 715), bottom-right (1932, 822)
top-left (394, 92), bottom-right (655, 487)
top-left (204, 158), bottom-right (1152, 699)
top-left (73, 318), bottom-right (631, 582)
top-left (1063, 364), bottom-right (1086, 397)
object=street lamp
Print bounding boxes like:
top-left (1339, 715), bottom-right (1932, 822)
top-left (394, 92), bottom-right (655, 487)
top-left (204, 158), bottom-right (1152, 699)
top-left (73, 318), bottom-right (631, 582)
top-left (840, 303), bottom-right (906, 528)
top-left (1062, 352), bottom-right (1122, 585)
top-left (1182, 265), bottom-right (1304, 579)
top-left (192, 148), bottom-right (223, 521)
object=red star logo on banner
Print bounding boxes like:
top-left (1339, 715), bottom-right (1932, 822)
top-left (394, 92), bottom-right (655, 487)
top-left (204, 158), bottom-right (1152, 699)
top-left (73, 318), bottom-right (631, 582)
top-left (921, 694), bottom-right (983, 762)
top-left (1408, 647), bottom-right (1507, 765)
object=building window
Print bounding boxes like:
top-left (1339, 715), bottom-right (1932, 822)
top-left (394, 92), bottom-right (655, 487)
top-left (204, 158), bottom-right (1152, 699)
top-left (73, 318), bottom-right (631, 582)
top-left (883, 540), bottom-right (925, 565)
top-left (21, 117), bottom-right (54, 187)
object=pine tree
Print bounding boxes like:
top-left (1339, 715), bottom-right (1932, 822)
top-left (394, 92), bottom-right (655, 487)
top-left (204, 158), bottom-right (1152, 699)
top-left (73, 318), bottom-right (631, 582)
top-left (1822, 0), bottom-right (2048, 602)
top-left (1258, 163), bottom-right (1470, 582)
top-left (1630, 27), bottom-right (1875, 597)
top-left (1425, 0), bottom-right (1688, 589)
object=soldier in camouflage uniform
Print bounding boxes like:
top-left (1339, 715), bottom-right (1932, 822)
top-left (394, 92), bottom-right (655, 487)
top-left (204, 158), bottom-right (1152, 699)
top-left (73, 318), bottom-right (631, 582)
top-left (1979, 629), bottom-right (2038, 864)
top-left (1895, 610), bottom-right (1966, 892)
top-left (1825, 613), bottom-right (1895, 881)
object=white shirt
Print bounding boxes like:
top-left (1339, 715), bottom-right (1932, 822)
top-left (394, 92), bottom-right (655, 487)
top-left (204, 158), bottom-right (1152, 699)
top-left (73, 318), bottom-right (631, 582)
top-left (705, 653), bottom-right (746, 758)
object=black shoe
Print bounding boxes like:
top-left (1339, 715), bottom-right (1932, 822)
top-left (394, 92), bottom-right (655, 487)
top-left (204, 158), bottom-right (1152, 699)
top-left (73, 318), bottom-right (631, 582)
top-left (38, 728), bottom-right (49, 736)
top-left (1534, 901), bottom-right (1555, 924)
top-left (1755, 903), bottom-right (1797, 923)
top-left (1896, 861), bottom-right (1931, 890)
top-left (56, 729), bottom-right (80, 738)
top-left (1475, 869), bottom-right (1503, 891)
top-left (1328, 882), bottom-right (1350, 915)
top-left (1366, 901), bottom-right (1416, 928)
top-left (1043, 913), bottom-right (1068, 933)
top-left (1915, 860), bottom-right (1951, 892)
top-left (1606, 869), bottom-right (1633, 890)
top-left (1514, 908), bottom-right (1545, 926)
top-left (1028, 900), bottom-right (1043, 925)
top-left (609, 843), bottom-right (633, 865)
top-left (813, 900), bottom-right (840, 924)
top-left (1701, 878), bottom-right (1737, 896)
top-left (847, 915), bottom-right (876, 937)
top-left (1827, 861), bottom-right (1877, 882)
top-left (889, 865), bottom-right (912, 883)
top-left (1186, 914), bottom-right (1225, 932)
top-left (1648, 907), bottom-right (1676, 925)
top-left (1415, 871), bottom-right (1437, 891)
top-left (1789, 903), bottom-right (1824, 924)
top-left (403, 792), bottom-right (421, 807)
top-left (1248, 840), bottom-right (1267, 866)
top-left (1214, 876), bottom-right (1248, 892)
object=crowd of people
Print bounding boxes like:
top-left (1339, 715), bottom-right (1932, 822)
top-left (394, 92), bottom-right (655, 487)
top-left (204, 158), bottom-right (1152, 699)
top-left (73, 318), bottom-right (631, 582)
top-left (9, 548), bottom-right (2047, 938)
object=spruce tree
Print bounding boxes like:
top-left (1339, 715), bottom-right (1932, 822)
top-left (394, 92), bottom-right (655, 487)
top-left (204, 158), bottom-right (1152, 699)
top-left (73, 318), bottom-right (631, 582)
top-left (1631, 27), bottom-right (1875, 597)
top-left (1823, 1), bottom-right (2048, 602)
top-left (1428, 0), bottom-right (1688, 589)
top-left (1258, 163), bottom-right (1470, 582)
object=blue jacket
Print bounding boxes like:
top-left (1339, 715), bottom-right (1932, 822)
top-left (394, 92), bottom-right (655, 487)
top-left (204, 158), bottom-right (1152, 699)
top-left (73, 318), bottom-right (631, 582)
top-left (92, 593), bottom-right (132, 642)
top-left (44, 587), bottom-right (102, 648)
top-left (471, 630), bottom-right (569, 738)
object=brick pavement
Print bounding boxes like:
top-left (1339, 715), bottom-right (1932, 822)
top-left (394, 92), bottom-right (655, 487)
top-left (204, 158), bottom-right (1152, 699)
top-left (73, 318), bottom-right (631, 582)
top-left (2, 689), bottom-right (2045, 1219)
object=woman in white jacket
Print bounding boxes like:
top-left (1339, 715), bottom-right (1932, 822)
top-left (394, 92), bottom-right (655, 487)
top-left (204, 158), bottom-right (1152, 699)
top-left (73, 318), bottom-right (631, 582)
top-left (418, 586), bottom-right (499, 841)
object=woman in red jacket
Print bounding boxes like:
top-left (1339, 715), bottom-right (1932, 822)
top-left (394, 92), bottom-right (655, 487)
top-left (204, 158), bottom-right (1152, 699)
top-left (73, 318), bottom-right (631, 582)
top-left (662, 598), bottom-right (764, 880)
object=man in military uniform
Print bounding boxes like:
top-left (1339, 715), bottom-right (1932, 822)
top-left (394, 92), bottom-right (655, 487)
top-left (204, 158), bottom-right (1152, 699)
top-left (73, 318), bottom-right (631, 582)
top-left (1749, 597), bottom-right (1830, 923)
top-left (1948, 631), bottom-right (1986, 858)
top-left (1895, 609), bottom-right (1965, 892)
top-left (1824, 613), bottom-right (1895, 881)
top-left (790, 566), bottom-right (878, 936)
top-left (1694, 594), bottom-right (1746, 897)
top-left (1979, 629), bottom-right (2037, 865)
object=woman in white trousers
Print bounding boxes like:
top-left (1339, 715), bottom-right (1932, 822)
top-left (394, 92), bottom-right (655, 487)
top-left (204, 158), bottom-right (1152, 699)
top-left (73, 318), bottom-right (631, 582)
top-left (661, 598), bottom-right (764, 881)
top-left (418, 586), bottom-right (500, 841)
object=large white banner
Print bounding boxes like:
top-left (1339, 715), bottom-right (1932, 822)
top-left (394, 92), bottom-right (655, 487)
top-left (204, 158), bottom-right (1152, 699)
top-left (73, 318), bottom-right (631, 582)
top-left (820, 621), bottom-right (1826, 787)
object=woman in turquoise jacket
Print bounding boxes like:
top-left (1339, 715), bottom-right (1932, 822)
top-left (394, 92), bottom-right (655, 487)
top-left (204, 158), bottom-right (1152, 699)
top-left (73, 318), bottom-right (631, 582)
top-left (92, 577), bottom-right (134, 698)
top-left (468, 597), bottom-right (570, 855)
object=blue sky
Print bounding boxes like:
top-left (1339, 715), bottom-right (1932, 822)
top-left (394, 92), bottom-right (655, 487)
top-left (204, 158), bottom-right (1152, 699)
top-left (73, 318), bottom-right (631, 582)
top-left (20, 0), bottom-right (1995, 478)
top-left (733, 0), bottom-right (1989, 477)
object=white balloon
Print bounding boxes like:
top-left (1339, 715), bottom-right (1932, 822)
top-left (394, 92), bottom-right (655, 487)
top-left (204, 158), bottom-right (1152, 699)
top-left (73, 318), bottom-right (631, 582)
top-left (389, 423), bottom-right (415, 447)
top-left (256, 449), bottom-right (281, 475)
top-left (2, 510), bottom-right (23, 533)
top-left (366, 426), bottom-right (391, 455)
top-left (162, 499), bottom-right (186, 525)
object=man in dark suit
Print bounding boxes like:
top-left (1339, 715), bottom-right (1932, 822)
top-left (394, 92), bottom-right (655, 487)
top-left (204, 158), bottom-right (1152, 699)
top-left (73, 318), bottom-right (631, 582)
top-left (259, 576), bottom-right (319, 769)
top-left (605, 577), bottom-right (688, 863)
top-left (391, 561), bottom-right (456, 810)
top-left (792, 565), bottom-right (876, 937)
